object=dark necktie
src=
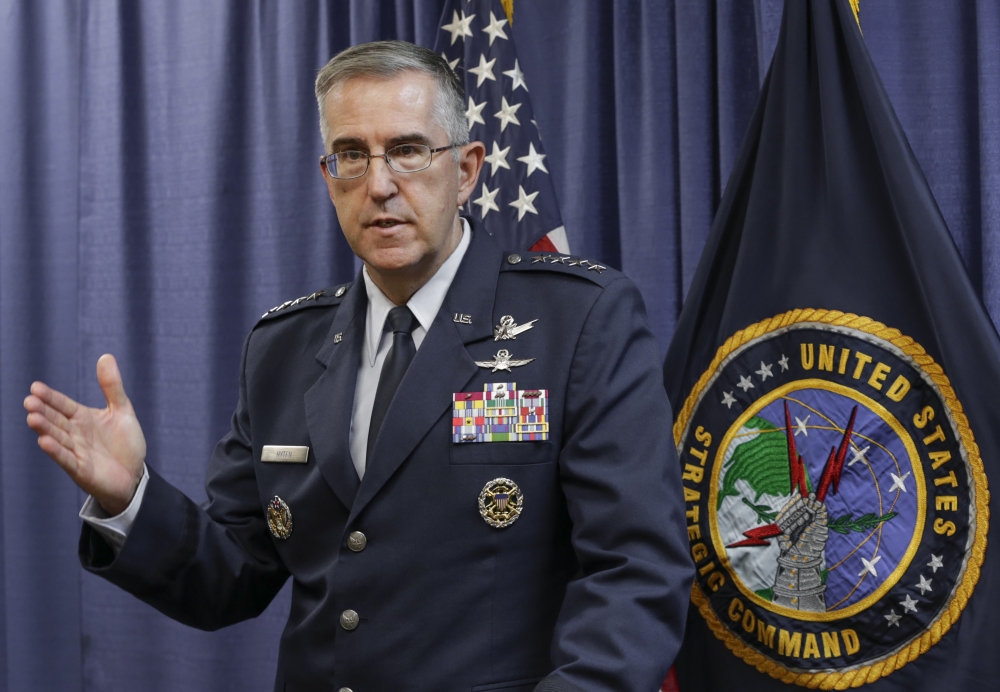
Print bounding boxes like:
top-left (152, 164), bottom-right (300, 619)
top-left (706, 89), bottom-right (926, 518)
top-left (367, 305), bottom-right (419, 465)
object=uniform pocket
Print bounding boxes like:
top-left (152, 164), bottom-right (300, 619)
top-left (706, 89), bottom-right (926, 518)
top-left (450, 441), bottom-right (552, 465)
top-left (471, 676), bottom-right (544, 691)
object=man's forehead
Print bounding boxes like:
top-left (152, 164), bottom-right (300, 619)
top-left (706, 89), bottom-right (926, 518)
top-left (326, 72), bottom-right (435, 118)
top-left (324, 71), bottom-right (444, 144)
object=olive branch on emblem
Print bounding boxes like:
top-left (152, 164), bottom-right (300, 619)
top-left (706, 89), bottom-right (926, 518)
top-left (826, 511), bottom-right (898, 535)
top-left (741, 500), bottom-right (896, 535)
top-left (741, 498), bottom-right (778, 524)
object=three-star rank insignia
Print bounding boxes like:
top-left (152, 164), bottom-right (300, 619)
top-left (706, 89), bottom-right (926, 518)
top-left (479, 477), bottom-right (523, 529)
top-left (266, 496), bottom-right (293, 540)
top-left (453, 382), bottom-right (549, 442)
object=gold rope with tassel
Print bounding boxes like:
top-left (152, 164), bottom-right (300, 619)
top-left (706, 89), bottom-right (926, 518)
top-left (849, 0), bottom-right (861, 31)
top-left (501, 0), bottom-right (514, 26)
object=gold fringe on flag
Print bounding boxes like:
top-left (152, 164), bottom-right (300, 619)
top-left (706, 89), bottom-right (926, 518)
top-left (501, 0), bottom-right (514, 26)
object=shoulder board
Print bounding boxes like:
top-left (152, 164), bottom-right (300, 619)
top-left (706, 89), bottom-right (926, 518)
top-left (499, 251), bottom-right (619, 286)
top-left (257, 282), bottom-right (353, 324)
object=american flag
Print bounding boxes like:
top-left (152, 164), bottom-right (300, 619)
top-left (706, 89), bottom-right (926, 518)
top-left (434, 0), bottom-right (569, 254)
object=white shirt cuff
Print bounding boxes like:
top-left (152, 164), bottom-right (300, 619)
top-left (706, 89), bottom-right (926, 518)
top-left (79, 464), bottom-right (150, 555)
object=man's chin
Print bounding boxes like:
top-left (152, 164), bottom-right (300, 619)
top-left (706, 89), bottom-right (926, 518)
top-left (363, 249), bottom-right (426, 276)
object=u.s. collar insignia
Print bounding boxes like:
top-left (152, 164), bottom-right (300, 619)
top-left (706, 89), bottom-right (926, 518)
top-left (674, 310), bottom-right (987, 686)
top-left (479, 477), bottom-right (523, 528)
top-left (266, 496), bottom-right (293, 540)
top-left (494, 315), bottom-right (538, 341)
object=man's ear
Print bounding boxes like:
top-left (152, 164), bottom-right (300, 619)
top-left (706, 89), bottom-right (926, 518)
top-left (456, 141), bottom-right (486, 206)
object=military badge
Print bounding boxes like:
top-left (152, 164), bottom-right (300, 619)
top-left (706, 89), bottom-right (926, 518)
top-left (479, 477), bottom-right (523, 528)
top-left (493, 315), bottom-right (538, 341)
top-left (475, 349), bottom-right (535, 372)
top-left (674, 310), bottom-right (987, 686)
top-left (453, 382), bottom-right (549, 442)
top-left (266, 496), bottom-right (293, 540)
top-left (261, 290), bottom-right (325, 319)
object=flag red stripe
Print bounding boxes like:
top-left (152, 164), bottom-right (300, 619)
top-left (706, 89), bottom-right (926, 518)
top-left (529, 234), bottom-right (558, 252)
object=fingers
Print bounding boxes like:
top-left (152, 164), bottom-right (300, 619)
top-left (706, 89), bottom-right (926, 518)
top-left (27, 381), bottom-right (79, 418)
top-left (96, 354), bottom-right (130, 410)
top-left (24, 394), bottom-right (73, 432)
top-left (36, 434), bottom-right (81, 475)
top-left (27, 406), bottom-right (81, 474)
top-left (25, 388), bottom-right (82, 475)
top-left (25, 409), bottom-right (75, 448)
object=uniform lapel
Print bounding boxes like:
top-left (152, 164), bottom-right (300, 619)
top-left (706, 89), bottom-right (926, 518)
top-left (349, 221), bottom-right (503, 520)
top-left (304, 278), bottom-right (365, 510)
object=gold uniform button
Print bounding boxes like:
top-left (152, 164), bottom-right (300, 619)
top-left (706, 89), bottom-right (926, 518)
top-left (340, 609), bottom-right (360, 630)
top-left (347, 531), bottom-right (367, 552)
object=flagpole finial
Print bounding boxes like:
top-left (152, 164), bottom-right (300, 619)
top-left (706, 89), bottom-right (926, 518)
top-left (501, 0), bottom-right (514, 26)
top-left (849, 0), bottom-right (861, 31)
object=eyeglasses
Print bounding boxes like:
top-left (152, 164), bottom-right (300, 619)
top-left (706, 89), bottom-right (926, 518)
top-left (320, 143), bottom-right (458, 180)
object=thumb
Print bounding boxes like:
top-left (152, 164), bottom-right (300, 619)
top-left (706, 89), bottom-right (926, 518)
top-left (96, 354), bottom-right (130, 410)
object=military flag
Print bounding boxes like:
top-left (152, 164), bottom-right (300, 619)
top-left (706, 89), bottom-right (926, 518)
top-left (434, 0), bottom-right (569, 253)
top-left (664, 0), bottom-right (996, 689)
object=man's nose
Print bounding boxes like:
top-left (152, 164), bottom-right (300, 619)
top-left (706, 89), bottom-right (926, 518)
top-left (366, 155), bottom-right (398, 200)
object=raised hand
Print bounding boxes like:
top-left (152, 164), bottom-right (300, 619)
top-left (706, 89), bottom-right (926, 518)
top-left (24, 354), bottom-right (146, 516)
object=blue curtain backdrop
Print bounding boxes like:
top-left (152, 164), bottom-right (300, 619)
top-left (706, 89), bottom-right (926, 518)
top-left (0, 1), bottom-right (997, 689)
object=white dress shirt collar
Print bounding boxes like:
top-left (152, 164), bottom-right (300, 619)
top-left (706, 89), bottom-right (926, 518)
top-left (362, 217), bottom-right (471, 365)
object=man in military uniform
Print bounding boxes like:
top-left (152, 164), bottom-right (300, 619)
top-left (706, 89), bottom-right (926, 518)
top-left (24, 41), bottom-right (692, 692)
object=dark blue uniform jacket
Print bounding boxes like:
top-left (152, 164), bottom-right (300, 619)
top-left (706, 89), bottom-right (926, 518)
top-left (80, 220), bottom-right (694, 692)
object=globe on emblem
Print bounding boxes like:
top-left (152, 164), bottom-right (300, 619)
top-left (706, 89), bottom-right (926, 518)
top-left (267, 496), bottom-right (293, 539)
top-left (479, 478), bottom-right (523, 528)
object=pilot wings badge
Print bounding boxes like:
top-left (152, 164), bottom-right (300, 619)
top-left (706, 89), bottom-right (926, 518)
top-left (475, 349), bottom-right (535, 372)
top-left (494, 315), bottom-right (538, 341)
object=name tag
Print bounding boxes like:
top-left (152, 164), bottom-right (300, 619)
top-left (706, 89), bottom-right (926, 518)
top-left (261, 445), bottom-right (310, 463)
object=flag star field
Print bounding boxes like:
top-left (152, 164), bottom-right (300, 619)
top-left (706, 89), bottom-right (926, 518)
top-left (435, 0), bottom-right (566, 252)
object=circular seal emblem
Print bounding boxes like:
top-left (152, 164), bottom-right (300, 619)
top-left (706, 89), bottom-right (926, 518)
top-left (266, 496), bottom-right (293, 540)
top-left (674, 310), bottom-right (988, 686)
top-left (479, 477), bottom-right (523, 528)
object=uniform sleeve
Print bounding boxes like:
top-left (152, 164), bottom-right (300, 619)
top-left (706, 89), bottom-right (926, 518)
top-left (78, 332), bottom-right (289, 631)
top-left (78, 463), bottom-right (150, 553)
top-left (537, 277), bottom-right (694, 692)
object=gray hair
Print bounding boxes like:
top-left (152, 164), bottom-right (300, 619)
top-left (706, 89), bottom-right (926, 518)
top-left (315, 40), bottom-right (468, 156)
